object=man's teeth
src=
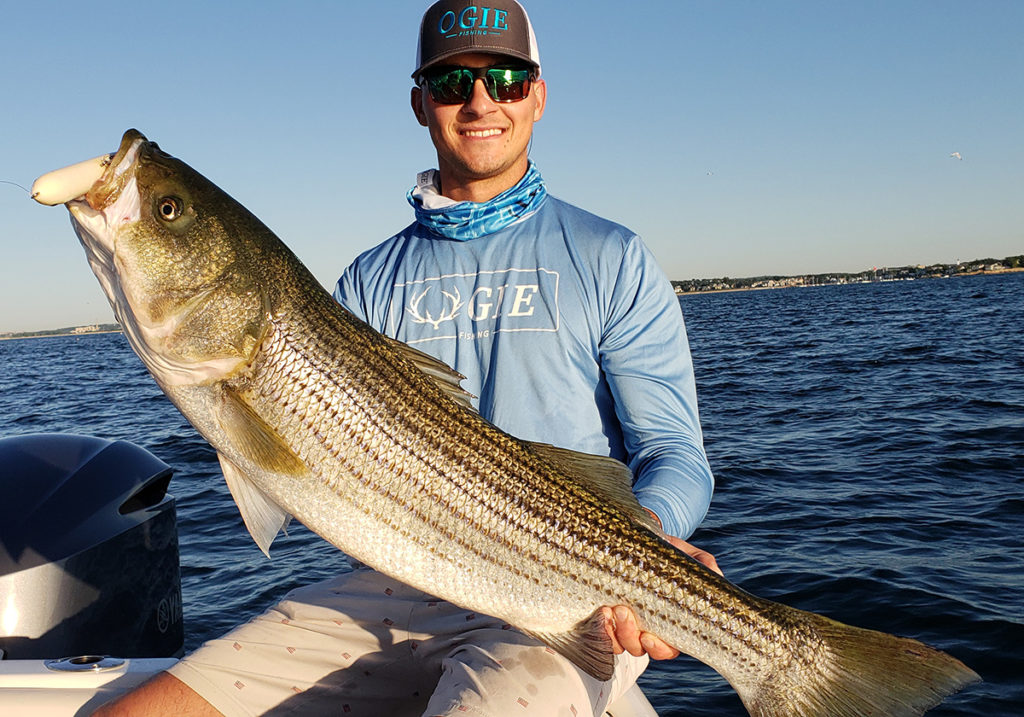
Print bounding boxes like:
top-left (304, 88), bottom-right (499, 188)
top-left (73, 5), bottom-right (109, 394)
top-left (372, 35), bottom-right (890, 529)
top-left (463, 129), bottom-right (503, 138)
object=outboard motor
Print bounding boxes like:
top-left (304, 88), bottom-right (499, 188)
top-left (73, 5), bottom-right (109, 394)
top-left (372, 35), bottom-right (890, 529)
top-left (0, 433), bottom-right (182, 659)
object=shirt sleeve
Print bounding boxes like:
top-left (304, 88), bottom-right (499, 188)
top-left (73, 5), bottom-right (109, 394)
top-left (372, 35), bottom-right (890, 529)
top-left (333, 263), bottom-right (369, 323)
top-left (599, 236), bottom-right (714, 539)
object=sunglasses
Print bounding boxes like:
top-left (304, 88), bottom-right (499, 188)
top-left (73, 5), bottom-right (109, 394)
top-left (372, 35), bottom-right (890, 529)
top-left (421, 65), bottom-right (535, 105)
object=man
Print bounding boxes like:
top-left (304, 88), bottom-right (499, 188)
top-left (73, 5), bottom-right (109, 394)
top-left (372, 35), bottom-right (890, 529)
top-left (96, 2), bottom-right (717, 715)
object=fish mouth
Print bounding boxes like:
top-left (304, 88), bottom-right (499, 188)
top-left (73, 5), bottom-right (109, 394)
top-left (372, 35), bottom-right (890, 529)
top-left (63, 130), bottom-right (150, 315)
top-left (78, 130), bottom-right (149, 211)
top-left (67, 131), bottom-right (149, 250)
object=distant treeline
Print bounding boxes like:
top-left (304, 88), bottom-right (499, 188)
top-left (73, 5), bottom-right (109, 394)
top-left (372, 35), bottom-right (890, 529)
top-left (673, 255), bottom-right (1023, 294)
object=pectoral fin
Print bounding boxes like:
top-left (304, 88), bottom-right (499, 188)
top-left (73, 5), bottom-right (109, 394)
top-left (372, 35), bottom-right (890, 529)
top-left (218, 453), bottom-right (292, 558)
top-left (215, 387), bottom-right (309, 477)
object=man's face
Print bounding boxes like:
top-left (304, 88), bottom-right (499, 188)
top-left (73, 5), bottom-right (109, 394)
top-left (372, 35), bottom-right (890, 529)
top-left (412, 52), bottom-right (546, 200)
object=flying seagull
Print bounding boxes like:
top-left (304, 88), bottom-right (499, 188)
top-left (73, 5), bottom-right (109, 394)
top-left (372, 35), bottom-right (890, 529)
top-left (950, 152), bottom-right (963, 160)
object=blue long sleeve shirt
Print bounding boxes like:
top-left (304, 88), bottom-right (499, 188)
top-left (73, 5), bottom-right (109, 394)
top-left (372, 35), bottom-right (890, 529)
top-left (334, 190), bottom-right (713, 539)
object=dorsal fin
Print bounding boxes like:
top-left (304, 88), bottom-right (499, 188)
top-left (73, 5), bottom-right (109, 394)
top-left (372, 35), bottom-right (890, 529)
top-left (384, 335), bottom-right (477, 411)
top-left (527, 442), bottom-right (661, 534)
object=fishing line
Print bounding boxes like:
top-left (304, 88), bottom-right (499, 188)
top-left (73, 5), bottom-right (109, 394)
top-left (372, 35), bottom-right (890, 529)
top-left (1, 179), bottom-right (31, 194)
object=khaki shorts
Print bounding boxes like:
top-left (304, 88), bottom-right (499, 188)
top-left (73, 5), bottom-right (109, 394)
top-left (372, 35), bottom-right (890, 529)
top-left (169, 568), bottom-right (649, 717)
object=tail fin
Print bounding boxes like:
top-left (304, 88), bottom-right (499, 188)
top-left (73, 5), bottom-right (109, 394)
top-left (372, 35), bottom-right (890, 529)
top-left (738, 611), bottom-right (980, 717)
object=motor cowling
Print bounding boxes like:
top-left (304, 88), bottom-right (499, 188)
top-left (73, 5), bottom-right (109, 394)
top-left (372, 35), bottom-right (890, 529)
top-left (0, 433), bottom-right (182, 659)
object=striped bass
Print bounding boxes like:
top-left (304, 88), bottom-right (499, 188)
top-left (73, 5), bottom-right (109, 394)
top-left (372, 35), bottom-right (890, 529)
top-left (39, 129), bottom-right (978, 716)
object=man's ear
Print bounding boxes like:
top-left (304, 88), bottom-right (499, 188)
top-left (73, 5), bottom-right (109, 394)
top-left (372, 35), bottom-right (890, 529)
top-left (411, 86), bottom-right (429, 127)
top-left (531, 78), bottom-right (547, 122)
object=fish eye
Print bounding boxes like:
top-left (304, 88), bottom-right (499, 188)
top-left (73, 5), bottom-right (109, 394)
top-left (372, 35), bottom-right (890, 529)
top-left (157, 196), bottom-right (183, 221)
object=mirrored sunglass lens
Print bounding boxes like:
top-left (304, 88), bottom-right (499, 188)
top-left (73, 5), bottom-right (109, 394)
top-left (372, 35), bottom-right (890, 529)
top-left (428, 69), bottom-right (472, 103)
top-left (485, 69), bottom-right (530, 102)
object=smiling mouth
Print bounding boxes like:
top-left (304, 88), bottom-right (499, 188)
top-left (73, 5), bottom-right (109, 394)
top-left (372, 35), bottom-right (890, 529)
top-left (462, 128), bottom-right (504, 138)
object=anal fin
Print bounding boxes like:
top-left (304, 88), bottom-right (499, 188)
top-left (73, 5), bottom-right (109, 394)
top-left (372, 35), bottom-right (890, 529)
top-left (522, 609), bottom-right (616, 682)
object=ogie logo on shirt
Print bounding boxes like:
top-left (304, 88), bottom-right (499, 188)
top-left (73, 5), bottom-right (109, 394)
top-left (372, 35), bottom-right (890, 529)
top-left (388, 268), bottom-right (560, 344)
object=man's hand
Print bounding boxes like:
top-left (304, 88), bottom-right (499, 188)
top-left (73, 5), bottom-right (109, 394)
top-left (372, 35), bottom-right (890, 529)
top-left (601, 536), bottom-right (722, 660)
top-left (672, 535), bottom-right (721, 576)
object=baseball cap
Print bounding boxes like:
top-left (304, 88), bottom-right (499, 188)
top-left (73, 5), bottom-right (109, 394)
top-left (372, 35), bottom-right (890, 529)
top-left (413, 1), bottom-right (541, 79)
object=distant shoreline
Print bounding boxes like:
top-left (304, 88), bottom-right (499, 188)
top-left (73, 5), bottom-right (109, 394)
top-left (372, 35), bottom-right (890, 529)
top-left (0, 329), bottom-right (122, 342)
top-left (674, 264), bottom-right (1023, 296)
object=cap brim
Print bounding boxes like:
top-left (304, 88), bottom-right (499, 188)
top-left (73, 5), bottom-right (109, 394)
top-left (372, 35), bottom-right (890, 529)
top-left (413, 50), bottom-right (540, 79)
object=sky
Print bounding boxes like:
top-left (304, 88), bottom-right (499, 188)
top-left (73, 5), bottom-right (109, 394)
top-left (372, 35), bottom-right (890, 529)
top-left (1, 0), bottom-right (1021, 333)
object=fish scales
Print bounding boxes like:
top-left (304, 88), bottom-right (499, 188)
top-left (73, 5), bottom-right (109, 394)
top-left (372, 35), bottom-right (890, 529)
top-left (243, 298), bottom-right (687, 636)
top-left (249, 298), bottom-right (803, 680)
top-left (249, 312), bottom-right (577, 588)
top-left (49, 129), bottom-right (979, 716)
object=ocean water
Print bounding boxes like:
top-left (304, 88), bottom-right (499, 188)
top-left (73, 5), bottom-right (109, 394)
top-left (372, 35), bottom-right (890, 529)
top-left (1, 272), bottom-right (1021, 716)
